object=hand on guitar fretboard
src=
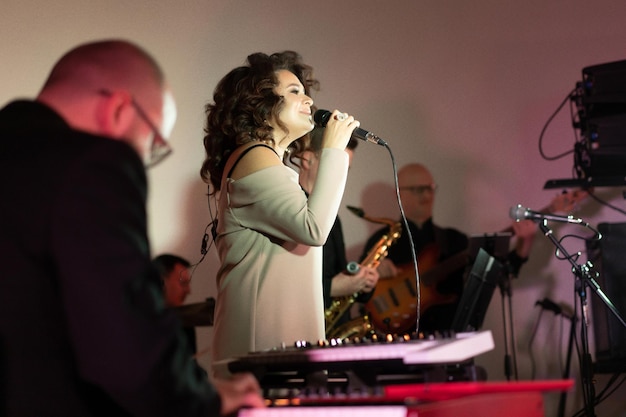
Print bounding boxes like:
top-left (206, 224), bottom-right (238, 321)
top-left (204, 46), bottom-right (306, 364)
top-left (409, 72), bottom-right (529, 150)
top-left (547, 189), bottom-right (589, 214)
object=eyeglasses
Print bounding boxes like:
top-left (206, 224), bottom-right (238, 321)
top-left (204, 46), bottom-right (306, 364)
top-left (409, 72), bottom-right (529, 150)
top-left (98, 89), bottom-right (173, 168)
top-left (399, 184), bottom-right (438, 195)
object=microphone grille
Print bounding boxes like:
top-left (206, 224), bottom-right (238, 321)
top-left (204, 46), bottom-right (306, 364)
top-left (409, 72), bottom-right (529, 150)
top-left (509, 204), bottom-right (526, 221)
top-left (313, 109), bottom-right (331, 127)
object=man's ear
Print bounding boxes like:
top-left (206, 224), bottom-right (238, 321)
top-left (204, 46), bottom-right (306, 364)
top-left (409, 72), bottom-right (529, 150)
top-left (95, 90), bottom-right (135, 139)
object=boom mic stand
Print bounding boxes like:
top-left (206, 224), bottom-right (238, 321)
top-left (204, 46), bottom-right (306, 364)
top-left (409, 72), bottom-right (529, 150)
top-left (537, 219), bottom-right (626, 417)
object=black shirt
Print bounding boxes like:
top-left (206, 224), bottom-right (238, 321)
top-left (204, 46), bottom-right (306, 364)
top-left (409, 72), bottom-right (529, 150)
top-left (361, 218), bottom-right (468, 333)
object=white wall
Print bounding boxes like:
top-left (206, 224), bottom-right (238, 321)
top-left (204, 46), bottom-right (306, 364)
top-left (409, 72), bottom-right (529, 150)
top-left (3, 1), bottom-right (626, 415)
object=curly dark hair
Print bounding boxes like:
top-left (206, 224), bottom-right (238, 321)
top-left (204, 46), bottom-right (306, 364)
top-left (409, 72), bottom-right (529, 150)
top-left (200, 51), bottom-right (319, 192)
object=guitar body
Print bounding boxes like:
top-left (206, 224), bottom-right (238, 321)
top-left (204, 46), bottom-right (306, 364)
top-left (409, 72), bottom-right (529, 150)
top-left (365, 244), bottom-right (463, 334)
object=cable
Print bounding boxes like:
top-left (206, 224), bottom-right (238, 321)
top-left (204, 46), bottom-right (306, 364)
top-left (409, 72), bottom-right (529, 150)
top-left (380, 141), bottom-right (421, 333)
top-left (538, 88), bottom-right (578, 161)
top-left (587, 191), bottom-right (626, 217)
top-left (188, 185), bottom-right (218, 279)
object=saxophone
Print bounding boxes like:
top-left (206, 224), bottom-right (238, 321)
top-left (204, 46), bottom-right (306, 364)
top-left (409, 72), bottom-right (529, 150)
top-left (324, 221), bottom-right (402, 339)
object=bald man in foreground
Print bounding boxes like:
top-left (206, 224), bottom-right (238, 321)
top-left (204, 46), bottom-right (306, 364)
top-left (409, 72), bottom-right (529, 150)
top-left (0, 39), bottom-right (263, 416)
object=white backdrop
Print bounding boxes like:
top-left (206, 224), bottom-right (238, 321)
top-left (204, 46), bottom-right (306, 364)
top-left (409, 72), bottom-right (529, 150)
top-left (3, 1), bottom-right (626, 415)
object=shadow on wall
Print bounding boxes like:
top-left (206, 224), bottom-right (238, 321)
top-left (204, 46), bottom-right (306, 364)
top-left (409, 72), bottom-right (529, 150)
top-left (345, 181), bottom-right (398, 262)
top-left (345, 153), bottom-right (470, 263)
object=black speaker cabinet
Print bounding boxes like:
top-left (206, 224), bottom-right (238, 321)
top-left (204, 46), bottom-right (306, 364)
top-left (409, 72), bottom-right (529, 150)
top-left (576, 60), bottom-right (626, 180)
top-left (586, 223), bottom-right (626, 372)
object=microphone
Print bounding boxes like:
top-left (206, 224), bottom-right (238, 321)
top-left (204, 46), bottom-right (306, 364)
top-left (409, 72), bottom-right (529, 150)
top-left (535, 298), bottom-right (562, 315)
top-left (313, 109), bottom-right (387, 146)
top-left (509, 204), bottom-right (585, 225)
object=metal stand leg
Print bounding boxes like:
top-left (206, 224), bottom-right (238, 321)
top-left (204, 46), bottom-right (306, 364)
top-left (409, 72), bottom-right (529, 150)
top-left (557, 310), bottom-right (577, 417)
top-left (499, 273), bottom-right (518, 381)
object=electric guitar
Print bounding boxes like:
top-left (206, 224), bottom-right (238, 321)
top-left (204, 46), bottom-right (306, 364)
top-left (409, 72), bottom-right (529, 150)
top-left (364, 189), bottom-right (589, 335)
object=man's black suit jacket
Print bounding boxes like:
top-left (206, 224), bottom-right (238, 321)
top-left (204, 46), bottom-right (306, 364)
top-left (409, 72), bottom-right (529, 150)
top-left (0, 101), bottom-right (219, 416)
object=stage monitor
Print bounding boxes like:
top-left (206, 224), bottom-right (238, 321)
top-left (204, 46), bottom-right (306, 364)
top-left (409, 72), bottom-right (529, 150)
top-left (586, 223), bottom-right (626, 372)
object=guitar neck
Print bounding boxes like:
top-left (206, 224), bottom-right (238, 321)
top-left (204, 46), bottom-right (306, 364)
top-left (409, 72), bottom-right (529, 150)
top-left (418, 250), bottom-right (469, 286)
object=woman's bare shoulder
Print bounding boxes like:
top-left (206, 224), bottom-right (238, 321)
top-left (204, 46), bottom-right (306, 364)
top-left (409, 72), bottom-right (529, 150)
top-left (228, 143), bottom-right (281, 180)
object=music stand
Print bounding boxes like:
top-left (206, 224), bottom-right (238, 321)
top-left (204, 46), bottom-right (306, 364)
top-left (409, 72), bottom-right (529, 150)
top-left (466, 233), bottom-right (519, 380)
top-left (451, 248), bottom-right (503, 333)
top-left (467, 232), bottom-right (512, 261)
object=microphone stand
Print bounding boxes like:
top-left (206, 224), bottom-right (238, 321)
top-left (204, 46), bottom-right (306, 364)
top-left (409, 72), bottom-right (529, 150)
top-left (537, 219), bottom-right (626, 417)
top-left (558, 311), bottom-right (577, 417)
top-left (498, 268), bottom-right (518, 381)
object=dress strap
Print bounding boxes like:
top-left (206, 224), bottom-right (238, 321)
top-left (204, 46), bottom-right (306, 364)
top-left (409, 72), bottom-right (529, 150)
top-left (226, 143), bottom-right (278, 179)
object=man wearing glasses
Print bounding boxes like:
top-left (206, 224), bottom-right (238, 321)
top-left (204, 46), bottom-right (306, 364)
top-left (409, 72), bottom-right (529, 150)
top-left (0, 39), bottom-right (262, 416)
top-left (360, 163), bottom-right (536, 334)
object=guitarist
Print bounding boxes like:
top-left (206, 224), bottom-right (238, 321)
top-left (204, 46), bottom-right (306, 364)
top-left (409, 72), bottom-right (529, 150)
top-left (360, 163), bottom-right (537, 334)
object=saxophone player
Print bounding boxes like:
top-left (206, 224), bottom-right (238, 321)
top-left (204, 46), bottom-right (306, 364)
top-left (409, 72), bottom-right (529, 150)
top-left (295, 127), bottom-right (380, 330)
